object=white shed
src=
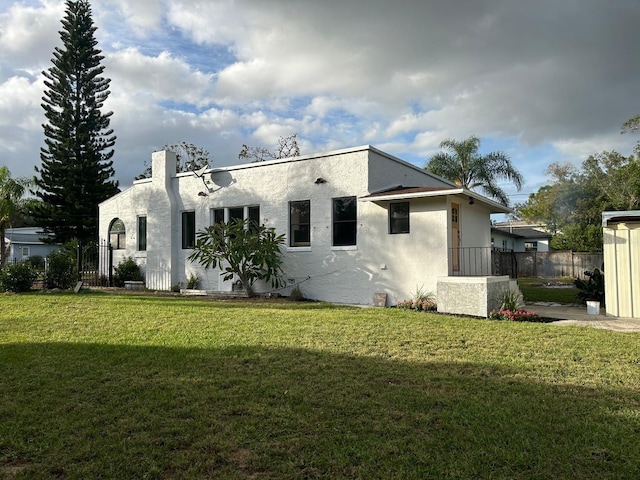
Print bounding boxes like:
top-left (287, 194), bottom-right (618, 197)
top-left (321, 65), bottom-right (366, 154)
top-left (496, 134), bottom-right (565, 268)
top-left (602, 211), bottom-right (640, 318)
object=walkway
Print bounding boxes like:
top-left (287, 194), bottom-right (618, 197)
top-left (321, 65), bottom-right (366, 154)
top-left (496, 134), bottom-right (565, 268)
top-left (526, 302), bottom-right (640, 332)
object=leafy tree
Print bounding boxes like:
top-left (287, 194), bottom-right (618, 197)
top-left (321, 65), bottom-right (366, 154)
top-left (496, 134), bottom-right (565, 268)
top-left (239, 133), bottom-right (301, 162)
top-left (188, 218), bottom-right (286, 297)
top-left (33, 0), bottom-right (119, 245)
top-left (135, 142), bottom-right (212, 179)
top-left (516, 162), bottom-right (583, 234)
top-left (0, 167), bottom-right (32, 266)
top-left (516, 151), bottom-right (640, 252)
top-left (622, 114), bottom-right (640, 155)
top-left (425, 135), bottom-right (523, 206)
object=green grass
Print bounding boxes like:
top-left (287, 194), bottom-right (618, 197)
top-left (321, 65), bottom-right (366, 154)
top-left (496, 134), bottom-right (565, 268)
top-left (518, 277), bottom-right (581, 304)
top-left (1, 292), bottom-right (640, 479)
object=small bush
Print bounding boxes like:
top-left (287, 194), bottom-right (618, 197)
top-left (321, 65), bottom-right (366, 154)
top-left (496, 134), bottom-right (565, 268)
top-left (574, 268), bottom-right (605, 305)
top-left (0, 262), bottom-right (38, 292)
top-left (497, 288), bottom-right (521, 311)
top-left (113, 257), bottom-right (144, 288)
top-left (45, 249), bottom-right (76, 289)
top-left (397, 286), bottom-right (437, 311)
top-left (289, 285), bottom-right (306, 302)
top-left (488, 308), bottom-right (543, 322)
top-left (186, 273), bottom-right (201, 289)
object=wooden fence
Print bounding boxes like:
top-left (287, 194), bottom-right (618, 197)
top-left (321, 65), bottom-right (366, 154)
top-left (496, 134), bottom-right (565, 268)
top-left (506, 251), bottom-right (603, 279)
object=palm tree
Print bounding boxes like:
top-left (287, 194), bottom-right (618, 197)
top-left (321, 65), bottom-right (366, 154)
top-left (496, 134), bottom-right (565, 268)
top-left (425, 135), bottom-right (523, 206)
top-left (0, 167), bottom-right (31, 266)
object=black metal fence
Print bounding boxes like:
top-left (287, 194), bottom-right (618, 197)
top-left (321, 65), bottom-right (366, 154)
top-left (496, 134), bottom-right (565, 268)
top-left (450, 247), bottom-right (517, 277)
top-left (450, 247), bottom-right (605, 279)
top-left (78, 240), bottom-right (113, 286)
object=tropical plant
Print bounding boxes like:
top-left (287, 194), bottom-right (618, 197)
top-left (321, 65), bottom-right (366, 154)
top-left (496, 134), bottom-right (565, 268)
top-left (0, 166), bottom-right (32, 266)
top-left (33, 0), bottom-right (119, 245)
top-left (188, 218), bottom-right (286, 297)
top-left (425, 135), bottom-right (523, 206)
top-left (574, 268), bottom-right (605, 305)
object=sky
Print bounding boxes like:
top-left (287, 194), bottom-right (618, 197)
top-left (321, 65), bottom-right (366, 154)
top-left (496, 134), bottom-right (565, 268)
top-left (1, 0), bottom-right (639, 207)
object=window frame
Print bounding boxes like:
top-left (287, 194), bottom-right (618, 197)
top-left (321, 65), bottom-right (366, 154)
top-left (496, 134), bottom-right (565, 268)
top-left (524, 241), bottom-right (538, 252)
top-left (109, 218), bottom-right (126, 250)
top-left (137, 215), bottom-right (147, 251)
top-left (289, 200), bottom-right (311, 247)
top-left (181, 211), bottom-right (196, 250)
top-left (389, 201), bottom-right (410, 234)
top-left (332, 196), bottom-right (357, 247)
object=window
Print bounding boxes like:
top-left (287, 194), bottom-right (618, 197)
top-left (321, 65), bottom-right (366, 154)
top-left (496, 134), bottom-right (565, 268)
top-left (137, 216), bottom-right (147, 251)
top-left (229, 207), bottom-right (244, 223)
top-left (248, 206), bottom-right (260, 232)
top-left (212, 208), bottom-right (224, 225)
top-left (389, 202), bottom-right (409, 234)
top-left (525, 241), bottom-right (538, 252)
top-left (109, 218), bottom-right (126, 249)
top-left (332, 196), bottom-right (357, 246)
top-left (290, 200), bottom-right (310, 246)
top-left (210, 206), bottom-right (260, 228)
top-left (21, 246), bottom-right (30, 259)
top-left (182, 211), bottom-right (196, 249)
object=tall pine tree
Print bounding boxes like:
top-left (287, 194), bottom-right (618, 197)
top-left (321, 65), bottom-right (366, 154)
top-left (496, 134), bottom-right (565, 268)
top-left (34, 0), bottom-right (118, 245)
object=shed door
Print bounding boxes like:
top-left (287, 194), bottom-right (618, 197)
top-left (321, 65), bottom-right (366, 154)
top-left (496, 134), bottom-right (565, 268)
top-left (452, 203), bottom-right (460, 272)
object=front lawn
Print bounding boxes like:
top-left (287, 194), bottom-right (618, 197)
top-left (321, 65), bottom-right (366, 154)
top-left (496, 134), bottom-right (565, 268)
top-left (1, 292), bottom-right (639, 478)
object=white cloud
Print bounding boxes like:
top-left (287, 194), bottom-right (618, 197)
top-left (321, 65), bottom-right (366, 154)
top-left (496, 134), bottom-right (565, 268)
top-left (0, 0), bottom-right (64, 71)
top-left (106, 48), bottom-right (215, 106)
top-left (2, 0), bottom-right (640, 190)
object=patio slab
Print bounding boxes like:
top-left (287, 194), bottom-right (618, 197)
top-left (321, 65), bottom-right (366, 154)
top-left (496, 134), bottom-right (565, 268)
top-left (526, 302), bottom-right (640, 332)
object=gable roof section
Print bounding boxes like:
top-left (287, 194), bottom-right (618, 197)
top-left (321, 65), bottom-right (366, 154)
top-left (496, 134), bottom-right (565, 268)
top-left (360, 185), bottom-right (512, 214)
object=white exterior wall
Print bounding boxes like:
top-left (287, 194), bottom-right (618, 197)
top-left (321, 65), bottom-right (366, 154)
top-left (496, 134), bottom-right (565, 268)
top-left (99, 146), bottom-right (496, 305)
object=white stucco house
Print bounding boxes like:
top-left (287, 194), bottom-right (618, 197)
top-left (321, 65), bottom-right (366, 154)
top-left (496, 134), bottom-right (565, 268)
top-left (99, 145), bottom-right (510, 306)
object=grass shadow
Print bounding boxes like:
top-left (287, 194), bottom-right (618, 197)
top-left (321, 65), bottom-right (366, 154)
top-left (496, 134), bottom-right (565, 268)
top-left (1, 342), bottom-right (639, 478)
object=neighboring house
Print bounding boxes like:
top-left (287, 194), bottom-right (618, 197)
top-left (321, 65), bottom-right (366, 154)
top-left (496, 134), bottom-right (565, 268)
top-left (492, 221), bottom-right (553, 252)
top-left (4, 227), bottom-right (59, 263)
top-left (99, 146), bottom-right (509, 305)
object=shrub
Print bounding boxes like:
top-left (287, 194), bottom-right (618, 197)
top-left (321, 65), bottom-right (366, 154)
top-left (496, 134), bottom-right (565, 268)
top-left (45, 249), bottom-right (76, 289)
top-left (397, 286), bottom-right (437, 311)
top-left (497, 288), bottom-right (521, 311)
top-left (113, 257), bottom-right (144, 288)
top-left (0, 262), bottom-right (38, 292)
top-left (289, 285), bottom-right (307, 302)
top-left (28, 255), bottom-right (45, 270)
top-left (488, 308), bottom-right (542, 322)
top-left (186, 273), bottom-right (201, 290)
top-left (574, 268), bottom-right (605, 305)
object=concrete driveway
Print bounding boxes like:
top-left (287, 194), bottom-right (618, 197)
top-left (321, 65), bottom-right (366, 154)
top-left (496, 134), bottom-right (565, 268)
top-left (527, 302), bottom-right (640, 332)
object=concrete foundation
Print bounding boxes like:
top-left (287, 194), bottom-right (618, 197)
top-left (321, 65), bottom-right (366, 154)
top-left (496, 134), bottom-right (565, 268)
top-left (437, 276), bottom-right (511, 317)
